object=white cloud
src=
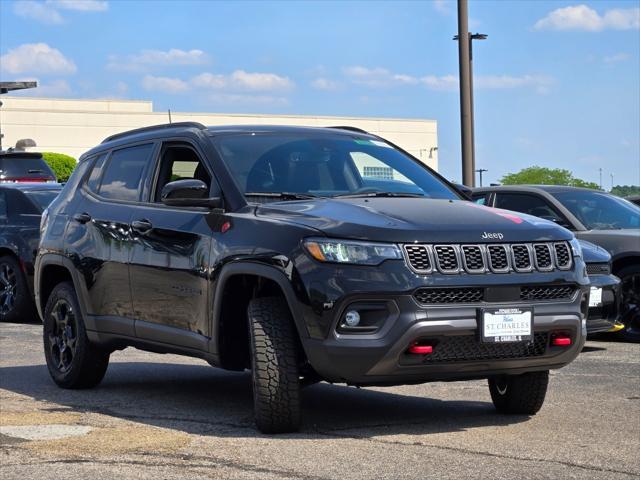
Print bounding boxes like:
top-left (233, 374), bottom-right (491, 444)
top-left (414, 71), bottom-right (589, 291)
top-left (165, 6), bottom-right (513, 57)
top-left (604, 52), bottom-right (630, 64)
top-left (141, 69), bottom-right (294, 95)
top-left (475, 74), bottom-right (554, 94)
top-left (0, 43), bottom-right (77, 75)
top-left (141, 75), bottom-right (190, 93)
top-left (534, 4), bottom-right (640, 31)
top-left (46, 0), bottom-right (108, 11)
top-left (107, 49), bottom-right (210, 72)
top-left (13, 1), bottom-right (64, 24)
top-left (420, 74), bottom-right (458, 91)
top-left (344, 66), bottom-right (419, 88)
top-left (311, 77), bottom-right (340, 91)
top-left (207, 93), bottom-right (289, 106)
top-left (229, 70), bottom-right (293, 91)
top-left (433, 0), bottom-right (451, 15)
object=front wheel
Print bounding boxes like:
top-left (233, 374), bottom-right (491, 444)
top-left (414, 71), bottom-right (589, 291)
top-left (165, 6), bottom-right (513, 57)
top-left (248, 296), bottom-right (301, 434)
top-left (488, 371), bottom-right (549, 415)
top-left (43, 281), bottom-right (110, 389)
top-left (0, 255), bottom-right (33, 323)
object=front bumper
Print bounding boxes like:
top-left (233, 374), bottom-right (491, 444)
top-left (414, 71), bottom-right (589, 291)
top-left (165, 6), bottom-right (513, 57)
top-left (302, 292), bottom-right (587, 386)
top-left (586, 274), bottom-right (621, 334)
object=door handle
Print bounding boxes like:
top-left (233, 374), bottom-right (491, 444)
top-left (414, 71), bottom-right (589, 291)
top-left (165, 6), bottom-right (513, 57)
top-left (73, 212), bottom-right (91, 224)
top-left (131, 219), bottom-right (153, 234)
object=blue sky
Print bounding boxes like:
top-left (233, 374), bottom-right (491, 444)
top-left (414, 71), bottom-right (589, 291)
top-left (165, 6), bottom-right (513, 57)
top-left (1, 0), bottom-right (639, 187)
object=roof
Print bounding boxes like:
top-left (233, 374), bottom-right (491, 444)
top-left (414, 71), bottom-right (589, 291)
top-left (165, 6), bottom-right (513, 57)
top-left (0, 182), bottom-right (63, 191)
top-left (0, 150), bottom-right (43, 159)
top-left (473, 184), bottom-right (602, 194)
top-left (205, 124), bottom-right (372, 136)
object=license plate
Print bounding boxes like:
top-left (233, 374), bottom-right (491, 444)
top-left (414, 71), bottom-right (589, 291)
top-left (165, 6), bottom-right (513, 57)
top-left (481, 308), bottom-right (533, 343)
top-left (589, 287), bottom-right (603, 307)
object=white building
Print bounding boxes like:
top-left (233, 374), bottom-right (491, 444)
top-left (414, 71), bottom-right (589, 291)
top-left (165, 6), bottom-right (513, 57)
top-left (0, 96), bottom-right (438, 170)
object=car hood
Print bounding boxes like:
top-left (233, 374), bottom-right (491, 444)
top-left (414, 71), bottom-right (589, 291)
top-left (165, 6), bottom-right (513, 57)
top-left (576, 229), bottom-right (640, 258)
top-left (256, 198), bottom-right (573, 243)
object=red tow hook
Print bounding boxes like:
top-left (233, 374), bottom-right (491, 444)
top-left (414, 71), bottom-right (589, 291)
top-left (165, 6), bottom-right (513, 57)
top-left (408, 343), bottom-right (433, 355)
top-left (551, 334), bottom-right (572, 347)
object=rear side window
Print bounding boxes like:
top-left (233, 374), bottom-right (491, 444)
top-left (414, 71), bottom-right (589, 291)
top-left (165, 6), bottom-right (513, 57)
top-left (494, 193), bottom-right (564, 222)
top-left (472, 193), bottom-right (488, 205)
top-left (98, 144), bottom-right (153, 201)
top-left (85, 153), bottom-right (108, 194)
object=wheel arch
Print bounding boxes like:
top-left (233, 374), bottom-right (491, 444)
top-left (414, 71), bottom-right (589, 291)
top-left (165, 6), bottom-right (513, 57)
top-left (212, 262), bottom-right (308, 370)
top-left (612, 255), bottom-right (640, 275)
top-left (36, 254), bottom-right (90, 322)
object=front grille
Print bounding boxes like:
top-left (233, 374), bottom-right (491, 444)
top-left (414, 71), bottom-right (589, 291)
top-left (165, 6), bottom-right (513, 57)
top-left (404, 245), bottom-right (432, 272)
top-left (511, 244), bottom-right (532, 271)
top-left (416, 333), bottom-right (549, 363)
top-left (414, 287), bottom-right (484, 304)
top-left (520, 285), bottom-right (577, 301)
top-left (586, 263), bottom-right (610, 275)
top-left (461, 245), bottom-right (485, 272)
top-left (554, 243), bottom-right (572, 269)
top-left (434, 245), bottom-right (459, 273)
top-left (404, 241), bottom-right (572, 275)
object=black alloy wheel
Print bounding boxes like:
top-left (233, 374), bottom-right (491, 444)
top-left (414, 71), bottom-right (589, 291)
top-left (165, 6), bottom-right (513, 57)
top-left (47, 298), bottom-right (79, 373)
top-left (0, 261), bottom-right (18, 316)
top-left (618, 267), bottom-right (640, 343)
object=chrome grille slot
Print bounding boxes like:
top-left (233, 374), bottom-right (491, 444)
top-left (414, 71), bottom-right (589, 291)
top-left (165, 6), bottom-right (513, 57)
top-left (487, 245), bottom-right (510, 273)
top-left (403, 245), bottom-right (432, 273)
top-left (461, 245), bottom-right (485, 273)
top-left (553, 242), bottom-right (572, 270)
top-left (511, 244), bottom-right (532, 272)
top-left (434, 245), bottom-right (459, 273)
top-left (533, 244), bottom-right (553, 271)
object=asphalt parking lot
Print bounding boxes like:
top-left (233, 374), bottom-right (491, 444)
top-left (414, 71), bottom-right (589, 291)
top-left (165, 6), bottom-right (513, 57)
top-left (1, 320), bottom-right (638, 480)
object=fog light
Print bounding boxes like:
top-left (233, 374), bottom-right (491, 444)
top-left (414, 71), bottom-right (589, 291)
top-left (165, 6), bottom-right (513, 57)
top-left (344, 310), bottom-right (360, 327)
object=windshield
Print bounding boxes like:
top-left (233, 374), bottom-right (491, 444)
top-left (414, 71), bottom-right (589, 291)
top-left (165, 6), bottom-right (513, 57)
top-left (212, 133), bottom-right (458, 200)
top-left (552, 191), bottom-right (640, 230)
top-left (25, 190), bottom-right (60, 211)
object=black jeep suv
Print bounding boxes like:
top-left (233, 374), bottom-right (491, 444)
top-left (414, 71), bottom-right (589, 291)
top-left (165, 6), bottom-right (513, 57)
top-left (36, 123), bottom-right (589, 433)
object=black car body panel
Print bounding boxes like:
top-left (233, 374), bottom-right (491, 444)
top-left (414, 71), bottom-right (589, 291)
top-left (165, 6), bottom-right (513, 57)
top-left (36, 124), bottom-right (588, 388)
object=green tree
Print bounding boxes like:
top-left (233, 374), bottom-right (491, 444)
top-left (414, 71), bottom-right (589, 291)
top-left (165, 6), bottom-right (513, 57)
top-left (42, 152), bottom-right (77, 182)
top-left (500, 166), bottom-right (599, 189)
top-left (611, 185), bottom-right (640, 197)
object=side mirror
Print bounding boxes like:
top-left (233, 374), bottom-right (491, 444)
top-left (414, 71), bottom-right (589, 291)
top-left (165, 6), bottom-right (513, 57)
top-left (161, 179), bottom-right (222, 209)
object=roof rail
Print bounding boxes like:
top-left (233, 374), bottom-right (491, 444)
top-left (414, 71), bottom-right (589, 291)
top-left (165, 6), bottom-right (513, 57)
top-left (101, 121), bottom-right (207, 144)
top-left (326, 126), bottom-right (369, 134)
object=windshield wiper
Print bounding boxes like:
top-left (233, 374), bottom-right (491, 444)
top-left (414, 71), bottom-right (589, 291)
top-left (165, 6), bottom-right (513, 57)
top-left (332, 192), bottom-right (426, 199)
top-left (245, 192), bottom-right (320, 200)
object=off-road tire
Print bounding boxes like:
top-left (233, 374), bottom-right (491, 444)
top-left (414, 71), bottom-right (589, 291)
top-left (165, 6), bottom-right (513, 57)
top-left (0, 255), bottom-right (34, 323)
top-left (43, 281), bottom-right (110, 389)
top-left (248, 296), bottom-right (301, 433)
top-left (488, 371), bottom-right (549, 415)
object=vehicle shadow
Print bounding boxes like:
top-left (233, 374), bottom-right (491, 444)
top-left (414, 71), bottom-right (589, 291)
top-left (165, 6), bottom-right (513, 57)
top-left (0, 361), bottom-right (530, 438)
top-left (581, 345), bottom-right (607, 353)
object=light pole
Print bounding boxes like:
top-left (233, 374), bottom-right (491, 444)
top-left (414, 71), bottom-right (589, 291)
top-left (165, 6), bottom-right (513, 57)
top-left (475, 168), bottom-right (488, 187)
top-left (599, 168), bottom-right (603, 190)
top-left (610, 173), bottom-right (614, 192)
top-left (455, 0), bottom-right (486, 187)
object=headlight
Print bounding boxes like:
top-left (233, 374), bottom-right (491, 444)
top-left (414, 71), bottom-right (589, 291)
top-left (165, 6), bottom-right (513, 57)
top-left (569, 237), bottom-right (582, 258)
top-left (303, 238), bottom-right (402, 265)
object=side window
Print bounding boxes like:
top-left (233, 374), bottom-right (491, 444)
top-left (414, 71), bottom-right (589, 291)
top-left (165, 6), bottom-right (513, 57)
top-left (85, 153), bottom-right (108, 194)
top-left (98, 144), bottom-right (154, 201)
top-left (0, 191), bottom-right (7, 220)
top-left (494, 193), bottom-right (563, 222)
top-left (153, 144), bottom-right (216, 202)
top-left (472, 193), bottom-right (488, 205)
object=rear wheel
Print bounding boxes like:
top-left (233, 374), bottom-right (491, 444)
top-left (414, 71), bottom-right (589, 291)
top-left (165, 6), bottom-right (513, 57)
top-left (615, 265), bottom-right (640, 343)
top-left (43, 281), bottom-right (110, 389)
top-left (0, 255), bottom-right (33, 323)
top-left (488, 371), bottom-right (549, 415)
top-left (248, 296), bottom-right (301, 433)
